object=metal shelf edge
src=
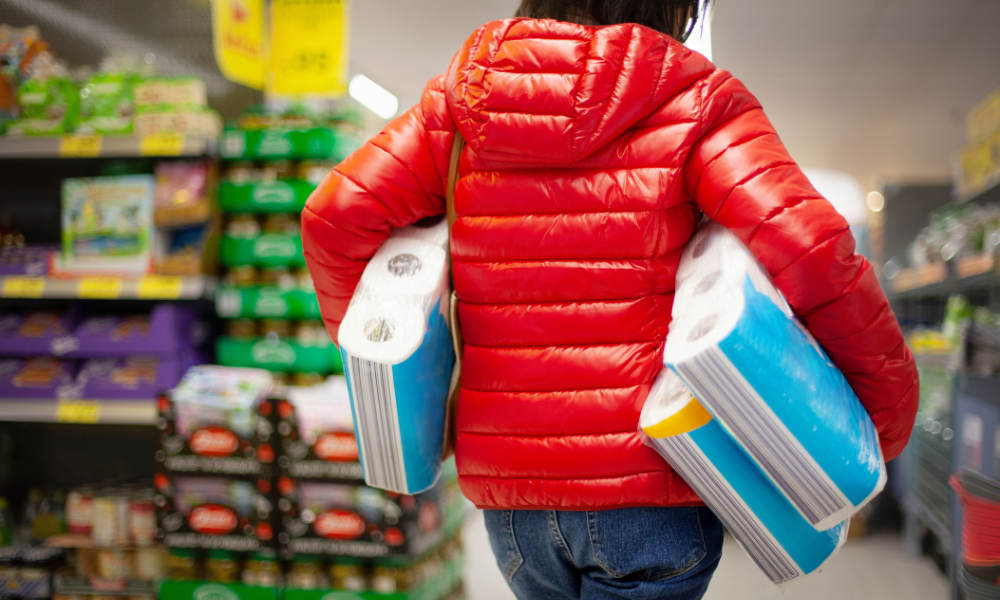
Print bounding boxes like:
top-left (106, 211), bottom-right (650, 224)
top-left (0, 399), bottom-right (156, 425)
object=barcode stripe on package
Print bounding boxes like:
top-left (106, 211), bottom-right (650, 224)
top-left (677, 347), bottom-right (849, 525)
top-left (348, 355), bottom-right (406, 491)
top-left (659, 435), bottom-right (800, 582)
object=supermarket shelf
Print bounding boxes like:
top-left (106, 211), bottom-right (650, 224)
top-left (888, 255), bottom-right (1000, 299)
top-left (903, 496), bottom-right (953, 556)
top-left (0, 399), bottom-right (156, 425)
top-left (0, 275), bottom-right (215, 300)
top-left (54, 575), bottom-right (157, 597)
top-left (0, 134), bottom-right (216, 158)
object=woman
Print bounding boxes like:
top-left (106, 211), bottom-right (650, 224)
top-left (302, 1), bottom-right (918, 597)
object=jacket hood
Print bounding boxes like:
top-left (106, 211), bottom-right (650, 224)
top-left (444, 18), bottom-right (713, 165)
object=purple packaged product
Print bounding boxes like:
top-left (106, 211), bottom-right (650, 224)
top-left (0, 357), bottom-right (76, 399)
top-left (77, 354), bottom-right (198, 400)
top-left (0, 312), bottom-right (76, 357)
top-left (0, 245), bottom-right (54, 276)
top-left (70, 304), bottom-right (203, 358)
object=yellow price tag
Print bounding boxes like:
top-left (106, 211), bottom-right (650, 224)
top-left (78, 277), bottom-right (123, 299)
top-left (140, 133), bottom-right (185, 156)
top-left (60, 135), bottom-right (103, 157)
top-left (2, 276), bottom-right (45, 298)
top-left (269, 0), bottom-right (349, 96)
top-left (138, 275), bottom-right (184, 299)
top-left (56, 401), bottom-right (100, 424)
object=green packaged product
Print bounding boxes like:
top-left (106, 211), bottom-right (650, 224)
top-left (134, 76), bottom-right (206, 108)
top-left (15, 75), bottom-right (79, 134)
top-left (78, 71), bottom-right (135, 134)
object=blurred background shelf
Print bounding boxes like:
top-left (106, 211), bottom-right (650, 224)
top-left (0, 398), bottom-right (156, 425)
top-left (888, 255), bottom-right (1000, 299)
top-left (0, 275), bottom-right (215, 300)
top-left (0, 135), bottom-right (217, 159)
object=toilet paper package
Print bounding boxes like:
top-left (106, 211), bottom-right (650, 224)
top-left (640, 369), bottom-right (848, 584)
top-left (338, 232), bottom-right (455, 495)
top-left (664, 223), bottom-right (886, 530)
top-left (673, 222), bottom-right (791, 318)
top-left (393, 217), bottom-right (449, 249)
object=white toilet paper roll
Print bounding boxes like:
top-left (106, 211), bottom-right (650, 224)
top-left (339, 299), bottom-right (431, 365)
top-left (676, 222), bottom-right (731, 283)
top-left (672, 225), bottom-right (792, 320)
top-left (359, 237), bottom-right (448, 303)
top-left (394, 217), bottom-right (449, 248)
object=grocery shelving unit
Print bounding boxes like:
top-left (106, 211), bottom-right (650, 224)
top-left (0, 130), bottom-right (220, 503)
top-left (884, 179), bottom-right (1000, 600)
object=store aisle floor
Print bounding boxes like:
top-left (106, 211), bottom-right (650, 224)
top-left (461, 509), bottom-right (948, 599)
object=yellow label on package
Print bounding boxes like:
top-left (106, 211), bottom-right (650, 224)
top-left (138, 275), bottom-right (184, 299)
top-left (140, 133), bottom-right (185, 156)
top-left (211, 0), bottom-right (267, 89)
top-left (2, 276), bottom-right (45, 298)
top-left (60, 135), bottom-right (103, 157)
top-left (269, 0), bottom-right (349, 96)
top-left (56, 401), bottom-right (100, 424)
top-left (78, 277), bottom-right (123, 299)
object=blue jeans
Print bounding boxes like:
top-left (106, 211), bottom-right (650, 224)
top-left (483, 507), bottom-right (723, 599)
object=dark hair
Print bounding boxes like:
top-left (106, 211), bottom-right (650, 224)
top-left (515, 0), bottom-right (710, 42)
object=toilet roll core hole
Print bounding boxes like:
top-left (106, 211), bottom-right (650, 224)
top-left (688, 314), bottom-right (719, 342)
top-left (691, 236), bottom-right (710, 259)
top-left (694, 270), bottom-right (721, 295)
top-left (387, 253), bottom-right (422, 278)
top-left (364, 318), bottom-right (395, 343)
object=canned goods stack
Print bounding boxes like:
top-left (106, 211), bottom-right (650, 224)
top-left (0, 485), bottom-right (162, 600)
top-left (280, 533), bottom-right (465, 599)
top-left (155, 366), bottom-right (467, 600)
top-left (68, 486), bottom-right (163, 583)
top-left (213, 122), bottom-right (348, 383)
top-left (272, 380), bottom-right (468, 599)
top-left (155, 366), bottom-right (277, 556)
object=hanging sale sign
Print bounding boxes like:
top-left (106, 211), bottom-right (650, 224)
top-left (269, 0), bottom-right (350, 97)
top-left (210, 0), bottom-right (267, 90)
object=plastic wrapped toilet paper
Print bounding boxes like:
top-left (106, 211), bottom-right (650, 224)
top-left (674, 222), bottom-right (791, 318)
top-left (640, 369), bottom-right (848, 584)
top-left (338, 232), bottom-right (455, 494)
top-left (665, 224), bottom-right (886, 530)
top-left (394, 217), bottom-right (449, 249)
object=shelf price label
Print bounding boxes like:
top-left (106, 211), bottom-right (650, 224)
top-left (56, 401), bottom-right (100, 424)
top-left (2, 276), bottom-right (45, 298)
top-left (60, 135), bottom-right (103, 157)
top-left (140, 133), bottom-right (185, 156)
top-left (138, 275), bottom-right (184, 299)
top-left (78, 277), bottom-right (123, 299)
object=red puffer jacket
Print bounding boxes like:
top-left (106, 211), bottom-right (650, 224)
top-left (302, 18), bottom-right (919, 510)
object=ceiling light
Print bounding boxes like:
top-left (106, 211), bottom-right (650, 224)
top-left (349, 74), bottom-right (398, 120)
top-left (866, 191), bottom-right (885, 213)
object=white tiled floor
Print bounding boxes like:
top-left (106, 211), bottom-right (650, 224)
top-left (461, 509), bottom-right (949, 599)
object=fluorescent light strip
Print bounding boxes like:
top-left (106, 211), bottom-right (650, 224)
top-left (349, 74), bottom-right (399, 120)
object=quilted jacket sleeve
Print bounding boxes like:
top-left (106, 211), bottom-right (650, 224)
top-left (684, 69), bottom-right (919, 461)
top-left (302, 76), bottom-right (455, 345)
